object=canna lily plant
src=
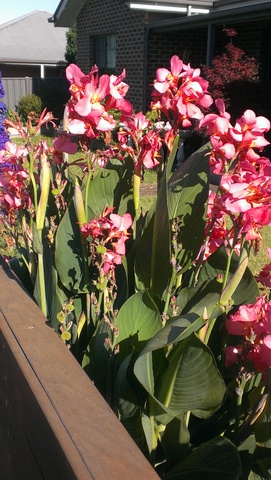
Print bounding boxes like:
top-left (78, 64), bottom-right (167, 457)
top-left (1, 55), bottom-right (271, 479)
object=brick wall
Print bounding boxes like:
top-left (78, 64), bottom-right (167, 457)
top-left (76, 2), bottom-right (271, 113)
top-left (76, 0), bottom-right (147, 111)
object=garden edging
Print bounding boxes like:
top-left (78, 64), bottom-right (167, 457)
top-left (0, 256), bottom-right (159, 479)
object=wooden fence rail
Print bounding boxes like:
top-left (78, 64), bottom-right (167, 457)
top-left (0, 257), bottom-right (159, 480)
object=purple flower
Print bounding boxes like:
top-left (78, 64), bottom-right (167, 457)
top-left (0, 72), bottom-right (5, 98)
top-left (0, 72), bottom-right (9, 148)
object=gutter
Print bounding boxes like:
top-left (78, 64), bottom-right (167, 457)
top-left (146, 2), bottom-right (271, 32)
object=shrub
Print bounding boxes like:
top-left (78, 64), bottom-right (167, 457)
top-left (16, 93), bottom-right (42, 123)
top-left (202, 28), bottom-right (260, 121)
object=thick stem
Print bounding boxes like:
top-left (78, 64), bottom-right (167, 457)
top-left (37, 230), bottom-right (47, 318)
top-left (162, 267), bottom-right (176, 322)
top-left (133, 165), bottom-right (141, 221)
top-left (29, 153), bottom-right (38, 211)
top-left (36, 157), bottom-right (51, 230)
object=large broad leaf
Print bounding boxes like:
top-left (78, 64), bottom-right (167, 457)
top-left (175, 279), bottom-right (223, 317)
top-left (33, 229), bottom-right (66, 327)
top-left (134, 141), bottom-right (210, 294)
top-left (249, 446), bottom-right (271, 480)
top-left (114, 354), bottom-right (149, 456)
top-left (134, 325), bottom-right (226, 421)
top-left (55, 201), bottom-right (90, 293)
top-left (199, 246), bottom-right (260, 306)
top-left (160, 412), bottom-right (190, 468)
top-left (55, 158), bottom-right (134, 294)
top-left (115, 290), bottom-right (163, 364)
top-left (82, 318), bottom-right (112, 397)
top-left (164, 436), bottom-right (242, 480)
top-left (149, 137), bottom-right (178, 299)
top-left (167, 142), bottom-right (210, 273)
top-left (85, 157), bottom-right (134, 218)
top-left (155, 334), bottom-right (226, 419)
top-left (134, 138), bottom-right (178, 295)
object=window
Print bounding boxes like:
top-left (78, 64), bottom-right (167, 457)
top-left (93, 34), bottom-right (116, 74)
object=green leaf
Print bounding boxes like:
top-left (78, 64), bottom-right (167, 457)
top-left (115, 290), bottom-right (163, 364)
top-left (167, 142), bottom-right (210, 273)
top-left (164, 436), bottom-right (242, 480)
top-left (133, 140), bottom-right (178, 294)
top-left (134, 141), bottom-right (209, 294)
top-left (176, 279), bottom-right (223, 317)
top-left (250, 446), bottom-right (271, 480)
top-left (156, 334), bottom-right (226, 419)
top-left (199, 246), bottom-right (260, 306)
top-left (134, 328), bottom-right (226, 421)
top-left (160, 412), bottom-right (190, 468)
top-left (55, 201), bottom-right (90, 293)
top-left (33, 232), bottom-right (66, 328)
top-left (114, 354), bottom-right (149, 456)
top-left (82, 319), bottom-right (112, 397)
top-left (150, 137), bottom-right (179, 298)
top-left (85, 158), bottom-right (134, 218)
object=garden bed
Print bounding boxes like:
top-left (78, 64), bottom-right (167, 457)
top-left (0, 256), bottom-right (159, 480)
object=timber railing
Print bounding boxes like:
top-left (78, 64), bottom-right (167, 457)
top-left (0, 257), bottom-right (159, 480)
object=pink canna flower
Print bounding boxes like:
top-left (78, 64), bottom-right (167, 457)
top-left (65, 64), bottom-right (133, 140)
top-left (225, 296), bottom-right (271, 373)
top-left (256, 248), bottom-right (271, 289)
top-left (0, 141), bottom-right (28, 165)
top-left (74, 75), bottom-right (110, 117)
top-left (151, 55), bottom-right (213, 133)
top-left (0, 166), bottom-right (30, 213)
top-left (53, 131), bottom-right (78, 163)
top-left (103, 250), bottom-right (122, 274)
top-left (118, 112), bottom-right (162, 170)
top-left (224, 345), bottom-right (243, 369)
top-left (106, 70), bottom-right (133, 114)
top-left (66, 63), bottom-right (98, 102)
top-left (81, 208), bottom-right (132, 274)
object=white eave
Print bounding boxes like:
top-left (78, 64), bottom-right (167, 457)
top-left (49, 0), bottom-right (85, 27)
top-left (147, 0), bottom-right (271, 31)
top-left (51, 0), bottom-right (271, 28)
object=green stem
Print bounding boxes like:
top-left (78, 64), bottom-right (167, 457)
top-left (222, 249), bottom-right (234, 292)
top-left (19, 210), bottom-right (36, 283)
top-left (133, 165), bottom-right (141, 221)
top-left (162, 267), bottom-right (176, 321)
top-left (84, 155), bottom-right (93, 222)
top-left (37, 230), bottom-right (47, 318)
top-left (36, 157), bottom-right (51, 230)
top-left (29, 153), bottom-right (38, 210)
top-left (234, 377), bottom-right (246, 433)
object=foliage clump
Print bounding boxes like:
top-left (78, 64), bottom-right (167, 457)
top-left (65, 27), bottom-right (77, 65)
top-left (202, 28), bottom-right (260, 120)
top-left (16, 93), bottom-right (42, 123)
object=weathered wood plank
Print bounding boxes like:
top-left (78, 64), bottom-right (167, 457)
top-left (0, 257), bottom-right (159, 480)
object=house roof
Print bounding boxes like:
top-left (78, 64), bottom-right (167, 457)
top-left (52, 0), bottom-right (271, 28)
top-left (0, 10), bottom-right (68, 64)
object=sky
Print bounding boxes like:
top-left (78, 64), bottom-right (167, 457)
top-left (1, 0), bottom-right (60, 25)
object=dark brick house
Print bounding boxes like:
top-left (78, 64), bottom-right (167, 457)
top-left (51, 0), bottom-right (271, 113)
